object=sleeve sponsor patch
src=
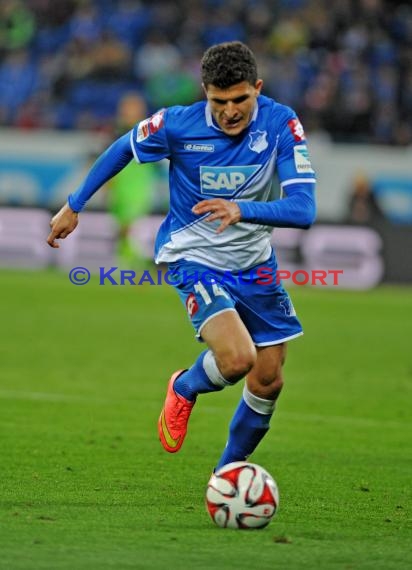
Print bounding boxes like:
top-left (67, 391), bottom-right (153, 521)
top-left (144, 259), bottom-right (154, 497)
top-left (136, 110), bottom-right (165, 142)
top-left (294, 145), bottom-right (314, 173)
top-left (136, 119), bottom-right (150, 142)
top-left (288, 118), bottom-right (305, 142)
top-left (149, 110), bottom-right (165, 134)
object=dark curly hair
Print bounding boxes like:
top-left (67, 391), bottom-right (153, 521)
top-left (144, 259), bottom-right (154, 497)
top-left (201, 41), bottom-right (258, 88)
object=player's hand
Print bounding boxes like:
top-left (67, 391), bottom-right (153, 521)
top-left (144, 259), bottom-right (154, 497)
top-left (47, 203), bottom-right (79, 248)
top-left (192, 199), bottom-right (241, 234)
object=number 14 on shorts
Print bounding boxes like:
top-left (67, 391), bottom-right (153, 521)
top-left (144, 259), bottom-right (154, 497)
top-left (194, 281), bottom-right (230, 305)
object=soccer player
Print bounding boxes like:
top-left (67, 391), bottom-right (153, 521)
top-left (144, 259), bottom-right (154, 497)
top-left (47, 42), bottom-right (316, 471)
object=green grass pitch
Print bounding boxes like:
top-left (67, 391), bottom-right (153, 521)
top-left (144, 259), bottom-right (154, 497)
top-left (0, 269), bottom-right (411, 570)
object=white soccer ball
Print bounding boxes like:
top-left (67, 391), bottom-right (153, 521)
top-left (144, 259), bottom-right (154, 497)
top-left (205, 461), bottom-right (279, 529)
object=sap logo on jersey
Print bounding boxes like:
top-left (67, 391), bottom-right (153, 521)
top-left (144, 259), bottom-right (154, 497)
top-left (200, 165), bottom-right (259, 196)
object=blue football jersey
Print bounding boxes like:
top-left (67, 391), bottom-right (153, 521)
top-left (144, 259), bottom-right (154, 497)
top-left (130, 94), bottom-right (316, 271)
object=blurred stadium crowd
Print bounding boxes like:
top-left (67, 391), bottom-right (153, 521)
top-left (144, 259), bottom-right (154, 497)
top-left (0, 0), bottom-right (411, 145)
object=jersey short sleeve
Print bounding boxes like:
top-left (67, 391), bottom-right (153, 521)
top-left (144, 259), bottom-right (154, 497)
top-left (130, 108), bottom-right (171, 163)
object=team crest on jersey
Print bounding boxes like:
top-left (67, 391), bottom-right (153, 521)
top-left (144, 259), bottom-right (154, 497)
top-left (280, 295), bottom-right (296, 317)
top-left (288, 118), bottom-right (305, 142)
top-left (248, 130), bottom-right (268, 153)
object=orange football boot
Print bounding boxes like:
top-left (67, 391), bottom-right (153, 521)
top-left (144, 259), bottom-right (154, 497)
top-left (158, 370), bottom-right (195, 453)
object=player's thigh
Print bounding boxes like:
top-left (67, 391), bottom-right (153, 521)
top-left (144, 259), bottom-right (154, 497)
top-left (200, 310), bottom-right (257, 375)
top-left (168, 260), bottom-right (256, 376)
top-left (246, 343), bottom-right (287, 399)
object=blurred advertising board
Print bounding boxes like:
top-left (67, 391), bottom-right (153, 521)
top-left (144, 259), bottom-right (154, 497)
top-left (0, 208), bottom-right (410, 287)
top-left (0, 128), bottom-right (106, 210)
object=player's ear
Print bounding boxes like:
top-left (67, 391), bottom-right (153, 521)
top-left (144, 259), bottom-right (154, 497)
top-left (202, 82), bottom-right (209, 97)
top-left (255, 79), bottom-right (263, 95)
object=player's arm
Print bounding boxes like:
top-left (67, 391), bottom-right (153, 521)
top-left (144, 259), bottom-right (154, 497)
top-left (235, 181), bottom-right (316, 228)
top-left (193, 182), bottom-right (315, 233)
top-left (47, 132), bottom-right (134, 248)
top-left (47, 109), bottom-right (170, 248)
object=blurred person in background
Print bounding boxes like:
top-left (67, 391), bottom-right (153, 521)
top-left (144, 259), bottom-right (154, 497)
top-left (108, 92), bottom-right (156, 267)
top-left (0, 0), bottom-right (36, 54)
top-left (136, 31), bottom-right (201, 109)
top-left (46, 41), bottom-right (316, 472)
top-left (346, 172), bottom-right (385, 226)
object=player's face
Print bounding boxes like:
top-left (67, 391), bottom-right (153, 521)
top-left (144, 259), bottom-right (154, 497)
top-left (204, 80), bottom-right (263, 136)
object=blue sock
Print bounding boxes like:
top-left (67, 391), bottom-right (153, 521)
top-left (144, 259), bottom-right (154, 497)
top-left (174, 350), bottom-right (224, 401)
top-left (215, 397), bottom-right (273, 471)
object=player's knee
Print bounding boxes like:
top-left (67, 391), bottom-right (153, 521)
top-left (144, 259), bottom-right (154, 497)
top-left (251, 372), bottom-right (284, 400)
top-left (270, 375), bottom-right (284, 399)
top-left (218, 347), bottom-right (257, 384)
